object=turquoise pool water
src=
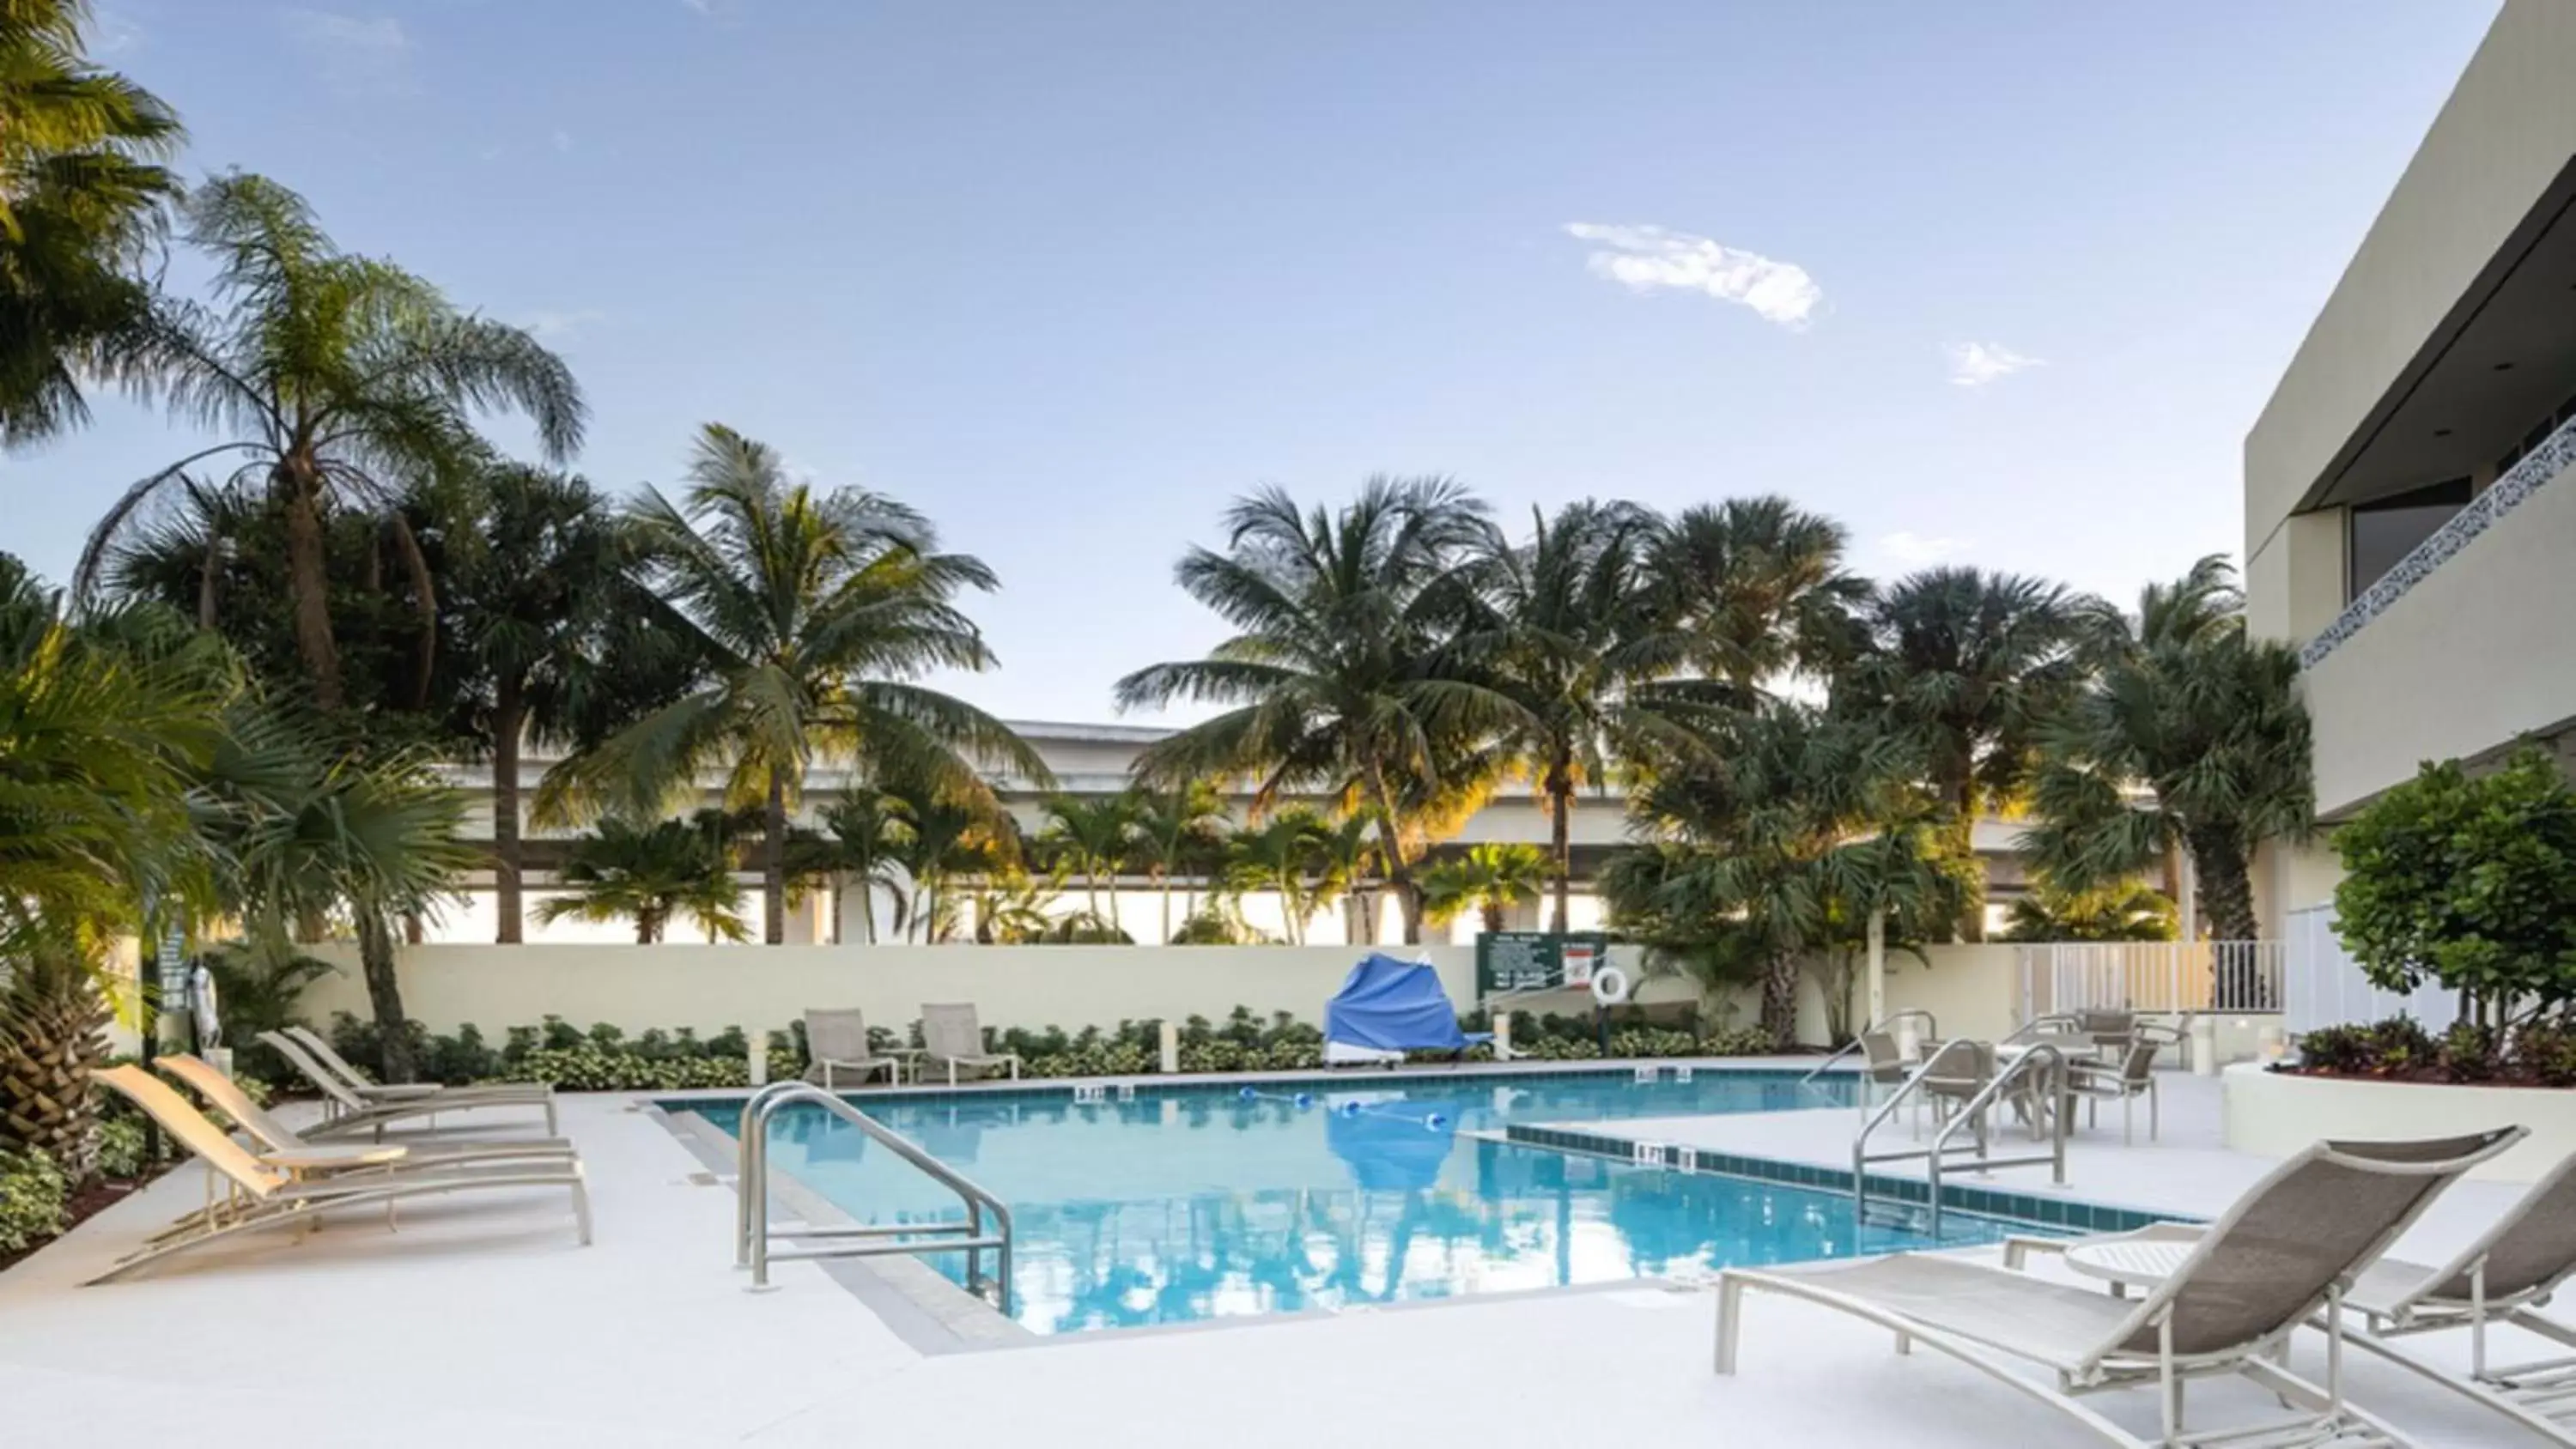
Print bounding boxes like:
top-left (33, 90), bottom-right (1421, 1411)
top-left (691, 1069), bottom-right (2024, 1336)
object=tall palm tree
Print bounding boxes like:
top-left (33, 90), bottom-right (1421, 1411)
top-left (1642, 496), bottom-right (1869, 699)
top-left (1037, 793), bottom-right (1140, 932)
top-left (1467, 500), bottom-right (1662, 931)
top-left (2022, 556), bottom-right (2312, 942)
top-left (1224, 809), bottom-right (1331, 945)
top-left (1419, 842), bottom-right (1549, 935)
top-left (887, 786), bottom-right (1016, 943)
top-left (536, 425), bottom-right (1045, 943)
top-left (2000, 880), bottom-right (2178, 943)
top-left (1844, 567), bottom-right (2085, 939)
top-left (442, 466), bottom-right (670, 942)
top-left (805, 785), bottom-right (914, 943)
top-left (79, 174), bottom-right (586, 710)
top-left (536, 815), bottom-right (749, 944)
top-left (0, 0), bottom-right (182, 443)
top-left (1117, 477), bottom-right (1527, 943)
top-left (1131, 781), bottom-right (1226, 944)
top-left (1312, 810), bottom-right (1383, 945)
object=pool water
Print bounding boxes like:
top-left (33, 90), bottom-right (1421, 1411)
top-left (692, 1069), bottom-right (2025, 1337)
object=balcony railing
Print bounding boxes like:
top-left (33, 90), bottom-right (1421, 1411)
top-left (2302, 410), bottom-right (2576, 667)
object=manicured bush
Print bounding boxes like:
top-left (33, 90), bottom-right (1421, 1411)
top-left (93, 1118), bottom-right (164, 1179)
top-left (0, 1150), bottom-right (68, 1255)
top-left (2294, 1015), bottom-right (2576, 1086)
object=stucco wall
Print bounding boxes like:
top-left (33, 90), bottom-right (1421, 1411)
top-left (2223, 1063), bottom-right (2576, 1183)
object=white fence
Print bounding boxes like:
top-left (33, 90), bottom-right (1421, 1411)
top-left (2015, 941), bottom-right (2285, 1022)
top-left (2281, 906), bottom-right (2460, 1037)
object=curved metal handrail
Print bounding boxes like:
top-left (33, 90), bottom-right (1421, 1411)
top-left (1922, 1043), bottom-right (2069, 1234)
top-left (1797, 1009), bottom-right (1940, 1088)
top-left (732, 1082), bottom-right (1015, 1313)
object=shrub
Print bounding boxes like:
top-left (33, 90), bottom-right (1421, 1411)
top-left (94, 1118), bottom-right (165, 1179)
top-left (2296, 1023), bottom-right (2371, 1074)
top-left (0, 1150), bottom-right (68, 1254)
top-left (2440, 1022), bottom-right (2501, 1083)
top-left (2516, 1023), bottom-right (2576, 1087)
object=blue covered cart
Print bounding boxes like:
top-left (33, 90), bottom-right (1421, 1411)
top-left (1322, 953), bottom-right (1490, 1066)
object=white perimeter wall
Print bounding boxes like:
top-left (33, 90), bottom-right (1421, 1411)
top-left (289, 941), bottom-right (2027, 1046)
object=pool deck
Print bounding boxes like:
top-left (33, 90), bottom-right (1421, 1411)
top-left (0, 1070), bottom-right (2549, 1447)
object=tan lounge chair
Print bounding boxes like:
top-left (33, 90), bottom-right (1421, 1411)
top-left (802, 1009), bottom-right (902, 1088)
top-left (920, 1003), bottom-right (1020, 1086)
top-left (259, 1030), bottom-right (557, 1138)
top-left (86, 1065), bottom-right (589, 1285)
top-left (158, 1054), bottom-right (579, 1172)
top-left (285, 1024), bottom-right (556, 1114)
top-left (1718, 1129), bottom-right (2524, 1448)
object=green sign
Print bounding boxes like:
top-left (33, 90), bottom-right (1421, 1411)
top-left (1475, 931), bottom-right (1612, 997)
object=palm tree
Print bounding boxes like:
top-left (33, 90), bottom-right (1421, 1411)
top-left (79, 174), bottom-right (586, 710)
top-left (1844, 567), bottom-right (2085, 939)
top-left (1131, 781), bottom-right (1226, 944)
top-left (805, 786), bottom-right (914, 943)
top-left (1467, 501), bottom-right (1662, 932)
top-left (1037, 793), bottom-right (1140, 932)
top-left (889, 789), bottom-right (1016, 943)
top-left (536, 815), bottom-right (749, 944)
top-left (1224, 809), bottom-right (1331, 945)
top-left (2021, 556), bottom-right (2312, 942)
top-left (442, 466), bottom-right (669, 943)
top-left (1418, 842), bottom-right (1549, 935)
top-left (1311, 810), bottom-right (1382, 945)
top-left (2001, 880), bottom-right (2178, 943)
top-left (1117, 477), bottom-right (1528, 943)
top-left (535, 425), bottom-right (1045, 943)
top-left (0, 0), bottom-right (182, 443)
top-left (1643, 496), bottom-right (1869, 698)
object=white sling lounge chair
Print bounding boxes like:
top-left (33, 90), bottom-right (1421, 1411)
top-left (920, 1003), bottom-right (1021, 1086)
top-left (1716, 1129), bottom-right (2524, 1449)
top-left (284, 1025), bottom-right (557, 1116)
top-left (2012, 1143), bottom-right (2576, 1446)
top-left (159, 1054), bottom-right (580, 1171)
top-left (260, 1030), bottom-right (557, 1138)
top-left (87, 1065), bottom-right (590, 1286)
top-left (802, 1009), bottom-right (902, 1088)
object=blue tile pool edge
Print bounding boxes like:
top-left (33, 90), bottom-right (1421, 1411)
top-left (1498, 1123), bottom-right (2199, 1236)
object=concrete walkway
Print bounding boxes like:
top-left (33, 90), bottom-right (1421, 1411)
top-left (0, 1081), bottom-right (2554, 1447)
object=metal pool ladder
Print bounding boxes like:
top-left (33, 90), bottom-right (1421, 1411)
top-left (732, 1080), bottom-right (1014, 1312)
top-left (1850, 1040), bottom-right (2069, 1235)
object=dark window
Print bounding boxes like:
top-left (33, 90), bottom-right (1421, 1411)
top-left (2348, 478), bottom-right (2472, 601)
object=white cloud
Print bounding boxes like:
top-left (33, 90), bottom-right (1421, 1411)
top-left (521, 309), bottom-right (605, 340)
top-left (282, 10), bottom-right (414, 96)
top-left (1946, 341), bottom-right (2044, 388)
top-left (1876, 531), bottom-right (1971, 568)
top-left (1563, 221), bottom-right (1822, 329)
top-left (93, 9), bottom-right (145, 52)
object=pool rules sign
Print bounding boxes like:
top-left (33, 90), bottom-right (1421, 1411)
top-left (1475, 931), bottom-right (1611, 997)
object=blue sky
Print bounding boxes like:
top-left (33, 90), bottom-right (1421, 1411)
top-left (3, 0), bottom-right (2503, 722)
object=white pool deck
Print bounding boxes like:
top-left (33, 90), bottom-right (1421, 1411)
top-left (0, 1068), bottom-right (2555, 1447)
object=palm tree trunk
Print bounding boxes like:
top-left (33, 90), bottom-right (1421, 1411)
top-left (1760, 950), bottom-right (1800, 1050)
top-left (763, 767), bottom-right (788, 945)
top-left (1481, 900), bottom-right (1503, 935)
top-left (1157, 867), bottom-right (1172, 944)
top-left (829, 876), bottom-right (844, 944)
top-left (492, 682), bottom-right (526, 944)
top-left (1546, 761), bottom-right (1573, 934)
top-left (2186, 824), bottom-right (2258, 941)
top-left (355, 910), bottom-right (417, 1082)
top-left (279, 462), bottom-right (344, 710)
top-left (1952, 781), bottom-right (1984, 943)
top-left (1363, 764), bottom-right (1420, 945)
top-left (635, 911), bottom-right (657, 946)
top-left (857, 874), bottom-right (878, 943)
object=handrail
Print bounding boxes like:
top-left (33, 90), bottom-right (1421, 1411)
top-left (732, 1081), bottom-right (1015, 1313)
top-left (1798, 1009), bottom-right (1940, 1087)
top-left (2002, 1012), bottom-right (2077, 1047)
top-left (1850, 1040), bottom-right (2069, 1234)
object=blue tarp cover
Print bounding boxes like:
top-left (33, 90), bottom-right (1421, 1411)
top-left (1324, 953), bottom-right (1489, 1052)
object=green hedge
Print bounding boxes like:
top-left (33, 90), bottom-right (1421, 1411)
top-left (0, 1149), bottom-right (68, 1256)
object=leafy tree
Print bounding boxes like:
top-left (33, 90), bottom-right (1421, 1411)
top-left (1311, 810), bottom-right (1383, 946)
top-left (1037, 792), bottom-right (1140, 933)
top-left (1224, 809), bottom-right (1332, 945)
top-left (1419, 842), bottom-right (1549, 935)
top-left (2333, 747), bottom-right (2576, 1028)
top-left (536, 425), bottom-right (1043, 943)
top-left (1131, 781), bottom-right (1227, 944)
top-left (804, 785), bottom-right (914, 943)
top-left (1119, 477), bottom-right (1527, 943)
top-left (1845, 567), bottom-right (2085, 938)
top-left (887, 785), bottom-right (1018, 943)
top-left (1642, 495), bottom-right (1869, 699)
top-left (536, 815), bottom-right (748, 944)
top-left (2023, 556), bottom-right (2312, 942)
top-left (82, 173), bottom-right (586, 710)
top-left (0, 0), bottom-right (182, 443)
top-left (1999, 880), bottom-right (2178, 943)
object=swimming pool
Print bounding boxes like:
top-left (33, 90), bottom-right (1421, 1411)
top-left (690, 1068), bottom-right (2028, 1337)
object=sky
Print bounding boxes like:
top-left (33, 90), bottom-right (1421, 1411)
top-left (1, 0), bottom-right (2506, 724)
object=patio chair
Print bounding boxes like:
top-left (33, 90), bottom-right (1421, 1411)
top-left (1716, 1128), bottom-right (2523, 1449)
top-left (802, 1009), bottom-right (902, 1088)
top-left (259, 1031), bottom-right (557, 1138)
top-left (85, 1065), bottom-right (590, 1286)
top-left (919, 1003), bottom-right (1021, 1086)
top-left (2066, 1035), bottom-right (2164, 1144)
top-left (158, 1054), bottom-right (580, 1171)
top-left (1859, 1030), bottom-right (1909, 1107)
top-left (1916, 1039), bottom-right (1995, 1143)
top-left (2012, 1143), bottom-right (2576, 1446)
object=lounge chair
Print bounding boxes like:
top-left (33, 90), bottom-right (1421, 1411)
top-left (1716, 1129), bottom-right (2524, 1448)
top-left (802, 1008), bottom-right (902, 1088)
top-left (86, 1065), bottom-right (589, 1285)
top-left (259, 1030), bottom-right (557, 1138)
top-left (284, 1025), bottom-right (556, 1115)
top-left (919, 1003), bottom-right (1020, 1086)
top-left (158, 1054), bottom-right (580, 1171)
top-left (2012, 1143), bottom-right (2576, 1446)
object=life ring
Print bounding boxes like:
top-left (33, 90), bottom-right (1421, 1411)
top-left (1589, 965), bottom-right (1631, 1007)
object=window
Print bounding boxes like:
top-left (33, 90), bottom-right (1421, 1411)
top-left (2348, 478), bottom-right (2472, 601)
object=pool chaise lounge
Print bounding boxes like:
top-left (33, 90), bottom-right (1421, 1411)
top-left (86, 1065), bottom-right (590, 1286)
top-left (2009, 1143), bottom-right (2576, 1446)
top-left (259, 1030), bottom-right (557, 1137)
top-left (283, 1025), bottom-right (558, 1118)
top-left (919, 1003), bottom-right (1021, 1085)
top-left (1716, 1128), bottom-right (2525, 1449)
top-left (158, 1053), bottom-right (580, 1170)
